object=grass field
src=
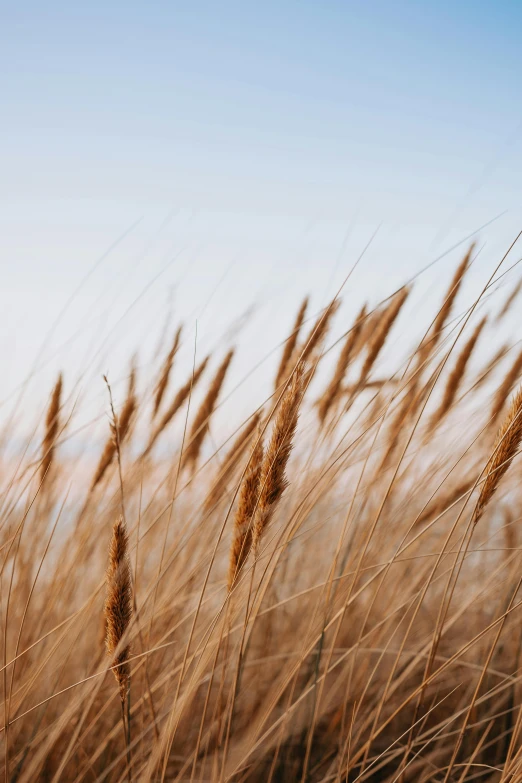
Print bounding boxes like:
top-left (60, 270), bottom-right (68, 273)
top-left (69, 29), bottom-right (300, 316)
top-left (3, 240), bottom-right (522, 781)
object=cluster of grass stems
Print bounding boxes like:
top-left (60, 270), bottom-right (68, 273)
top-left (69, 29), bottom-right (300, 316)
top-left (4, 239), bottom-right (522, 781)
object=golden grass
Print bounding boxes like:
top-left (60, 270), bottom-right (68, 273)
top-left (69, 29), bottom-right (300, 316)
top-left (228, 424), bottom-right (264, 591)
top-left (317, 304), bottom-right (367, 425)
top-left (5, 243), bottom-right (522, 781)
top-left (252, 362), bottom-right (304, 552)
top-left (274, 296), bottom-right (308, 391)
top-left (105, 516), bottom-right (133, 705)
top-left (153, 325), bottom-right (183, 418)
top-left (40, 372), bottom-right (63, 483)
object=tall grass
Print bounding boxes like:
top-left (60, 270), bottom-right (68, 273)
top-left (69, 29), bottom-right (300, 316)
top-left (3, 245), bottom-right (522, 781)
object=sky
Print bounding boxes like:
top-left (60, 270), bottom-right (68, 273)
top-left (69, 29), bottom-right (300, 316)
top-left (1, 1), bottom-right (522, 423)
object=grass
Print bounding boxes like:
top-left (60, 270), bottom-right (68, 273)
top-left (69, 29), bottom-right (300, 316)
top-left (3, 242), bottom-right (522, 781)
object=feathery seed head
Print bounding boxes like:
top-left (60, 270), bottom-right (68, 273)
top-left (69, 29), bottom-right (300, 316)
top-left (183, 349), bottom-right (234, 469)
top-left (253, 363), bottom-right (305, 550)
top-left (228, 423), bottom-right (264, 590)
top-left (473, 385), bottom-right (522, 526)
top-left (41, 372), bottom-right (63, 482)
top-left (105, 516), bottom-right (133, 703)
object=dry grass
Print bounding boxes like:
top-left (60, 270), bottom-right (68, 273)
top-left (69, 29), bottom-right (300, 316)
top-left (40, 372), bottom-right (63, 483)
top-left (105, 516), bottom-right (133, 704)
top-left (274, 296), bottom-right (308, 390)
top-left (317, 304), bottom-right (367, 425)
top-left (182, 349), bottom-right (235, 470)
top-left (153, 325), bottom-right (183, 418)
top-left (5, 243), bottom-right (522, 781)
top-left (228, 424), bottom-right (264, 591)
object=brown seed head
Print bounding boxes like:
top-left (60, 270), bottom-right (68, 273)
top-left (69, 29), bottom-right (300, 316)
top-left (274, 296), bottom-right (309, 390)
top-left (417, 245), bottom-right (472, 366)
top-left (204, 411), bottom-right (262, 512)
top-left (145, 355), bottom-right (209, 455)
top-left (183, 349), bottom-right (234, 469)
top-left (228, 424), bottom-right (264, 590)
top-left (473, 343), bottom-right (510, 391)
top-left (317, 303), bottom-right (367, 425)
top-left (153, 325), bottom-right (182, 417)
top-left (253, 363), bottom-right (304, 550)
top-left (105, 516), bottom-right (133, 703)
top-left (430, 316), bottom-right (487, 428)
top-left (496, 277), bottom-right (522, 323)
top-left (473, 385), bottom-right (522, 526)
top-left (91, 381), bottom-right (137, 491)
top-left (359, 288), bottom-right (409, 384)
top-left (414, 480), bottom-right (475, 528)
top-left (41, 373), bottom-right (63, 482)
top-left (490, 348), bottom-right (522, 424)
top-left (300, 298), bottom-right (340, 365)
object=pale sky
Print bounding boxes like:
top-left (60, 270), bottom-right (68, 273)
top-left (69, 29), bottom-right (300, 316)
top-left (1, 1), bottom-right (522, 427)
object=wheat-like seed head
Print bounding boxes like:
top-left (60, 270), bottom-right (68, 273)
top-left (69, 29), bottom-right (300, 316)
top-left (153, 324), bottom-right (182, 417)
top-left (417, 245), bottom-right (472, 367)
top-left (490, 348), bottom-right (522, 425)
top-left (359, 287), bottom-right (409, 385)
top-left (300, 298), bottom-right (340, 365)
top-left (91, 380), bottom-right (137, 491)
top-left (253, 363), bottom-right (304, 551)
top-left (496, 277), bottom-right (522, 323)
top-left (105, 516), bottom-right (133, 703)
top-left (228, 423), bottom-right (264, 590)
top-left (145, 355), bottom-right (209, 455)
top-left (473, 385), bottom-right (522, 526)
top-left (317, 303), bottom-right (367, 425)
top-left (41, 372), bottom-right (63, 482)
top-left (430, 316), bottom-right (487, 429)
top-left (473, 343), bottom-right (510, 390)
top-left (183, 349), bottom-right (234, 469)
top-left (274, 296), bottom-right (308, 390)
top-left (205, 411), bottom-right (262, 512)
top-left (414, 480), bottom-right (474, 528)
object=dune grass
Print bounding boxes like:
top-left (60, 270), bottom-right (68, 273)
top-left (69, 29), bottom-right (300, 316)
top-left (3, 243), bottom-right (522, 781)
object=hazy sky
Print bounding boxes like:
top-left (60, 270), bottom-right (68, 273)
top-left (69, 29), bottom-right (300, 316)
top-left (2, 1), bottom-right (522, 413)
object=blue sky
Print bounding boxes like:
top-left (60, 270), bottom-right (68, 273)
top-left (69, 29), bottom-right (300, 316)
top-left (1, 1), bottom-right (522, 412)
top-left (4, 1), bottom-right (522, 209)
